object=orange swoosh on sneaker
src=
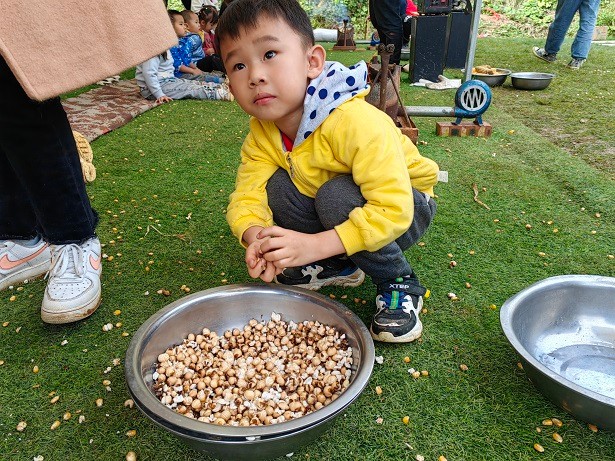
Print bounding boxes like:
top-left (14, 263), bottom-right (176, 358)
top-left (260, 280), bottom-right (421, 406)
top-left (89, 254), bottom-right (102, 271)
top-left (0, 244), bottom-right (48, 271)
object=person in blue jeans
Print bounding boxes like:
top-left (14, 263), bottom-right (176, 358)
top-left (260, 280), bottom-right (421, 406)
top-left (533, 0), bottom-right (602, 70)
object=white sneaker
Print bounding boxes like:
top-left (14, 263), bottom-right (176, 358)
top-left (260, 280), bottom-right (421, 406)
top-left (41, 238), bottom-right (102, 324)
top-left (0, 239), bottom-right (51, 291)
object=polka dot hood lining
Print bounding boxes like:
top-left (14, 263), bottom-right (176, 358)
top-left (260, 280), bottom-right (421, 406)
top-left (293, 60), bottom-right (369, 149)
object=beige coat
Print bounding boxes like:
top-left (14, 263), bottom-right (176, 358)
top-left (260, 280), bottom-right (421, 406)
top-left (0, 0), bottom-right (177, 101)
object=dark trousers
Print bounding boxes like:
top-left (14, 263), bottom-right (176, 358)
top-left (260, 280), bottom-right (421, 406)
top-left (266, 169), bottom-right (436, 285)
top-left (0, 56), bottom-right (98, 244)
top-left (196, 55), bottom-right (225, 73)
top-left (369, 0), bottom-right (406, 64)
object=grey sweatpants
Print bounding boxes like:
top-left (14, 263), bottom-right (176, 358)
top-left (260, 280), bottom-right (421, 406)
top-left (266, 169), bottom-right (436, 285)
top-left (140, 77), bottom-right (223, 100)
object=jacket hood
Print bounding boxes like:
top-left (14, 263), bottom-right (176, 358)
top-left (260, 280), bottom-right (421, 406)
top-left (293, 60), bottom-right (369, 149)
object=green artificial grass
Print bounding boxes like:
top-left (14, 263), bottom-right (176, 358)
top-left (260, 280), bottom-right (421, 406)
top-left (1, 38), bottom-right (613, 461)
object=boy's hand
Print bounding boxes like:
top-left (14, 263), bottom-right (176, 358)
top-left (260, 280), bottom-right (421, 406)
top-left (245, 240), bottom-right (279, 282)
top-left (258, 226), bottom-right (343, 269)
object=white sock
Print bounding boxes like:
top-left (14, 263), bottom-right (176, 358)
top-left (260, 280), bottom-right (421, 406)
top-left (13, 236), bottom-right (42, 247)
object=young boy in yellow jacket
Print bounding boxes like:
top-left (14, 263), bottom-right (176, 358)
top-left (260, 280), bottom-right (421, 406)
top-left (217, 0), bottom-right (439, 343)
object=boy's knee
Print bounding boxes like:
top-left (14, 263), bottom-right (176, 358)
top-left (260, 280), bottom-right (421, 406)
top-left (315, 175), bottom-right (364, 228)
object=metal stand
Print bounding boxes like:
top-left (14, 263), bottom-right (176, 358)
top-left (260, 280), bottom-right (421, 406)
top-left (463, 0), bottom-right (483, 82)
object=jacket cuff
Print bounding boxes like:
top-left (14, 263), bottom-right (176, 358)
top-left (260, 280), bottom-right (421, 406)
top-left (334, 221), bottom-right (364, 256)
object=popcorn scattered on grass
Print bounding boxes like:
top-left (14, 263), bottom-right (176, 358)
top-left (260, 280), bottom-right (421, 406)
top-left (375, 356), bottom-right (384, 364)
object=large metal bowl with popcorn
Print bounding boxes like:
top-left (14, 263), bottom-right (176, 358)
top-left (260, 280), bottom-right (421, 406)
top-left (125, 284), bottom-right (375, 461)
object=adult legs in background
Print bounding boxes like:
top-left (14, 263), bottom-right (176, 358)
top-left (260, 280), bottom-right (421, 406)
top-left (369, 0), bottom-right (406, 64)
top-left (571, 0), bottom-right (600, 59)
top-left (0, 55), bottom-right (102, 324)
top-left (544, 0), bottom-right (581, 56)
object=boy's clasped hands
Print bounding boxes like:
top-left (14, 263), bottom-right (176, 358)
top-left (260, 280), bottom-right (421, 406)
top-left (245, 226), bottom-right (343, 282)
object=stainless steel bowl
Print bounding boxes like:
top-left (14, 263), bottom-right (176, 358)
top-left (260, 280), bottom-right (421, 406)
top-left (471, 68), bottom-right (511, 87)
top-left (510, 72), bottom-right (555, 90)
top-left (125, 284), bottom-right (375, 460)
top-left (500, 275), bottom-right (615, 430)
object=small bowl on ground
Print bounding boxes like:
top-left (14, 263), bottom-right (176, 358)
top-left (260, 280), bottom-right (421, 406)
top-left (125, 284), bottom-right (375, 461)
top-left (510, 72), bottom-right (555, 90)
top-left (500, 275), bottom-right (615, 430)
top-left (471, 68), bottom-right (511, 87)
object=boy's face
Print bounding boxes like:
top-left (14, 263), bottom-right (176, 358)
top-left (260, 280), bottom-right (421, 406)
top-left (220, 16), bottom-right (325, 138)
top-left (184, 12), bottom-right (200, 34)
top-left (172, 15), bottom-right (187, 38)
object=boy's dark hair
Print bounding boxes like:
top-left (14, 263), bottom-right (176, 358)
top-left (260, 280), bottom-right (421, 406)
top-left (167, 9), bottom-right (182, 22)
top-left (198, 5), bottom-right (219, 25)
top-left (216, 0), bottom-right (315, 54)
top-left (180, 9), bottom-right (197, 21)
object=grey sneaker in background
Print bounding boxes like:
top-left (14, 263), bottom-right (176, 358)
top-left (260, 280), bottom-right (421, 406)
top-left (566, 58), bottom-right (586, 70)
top-left (532, 46), bottom-right (556, 63)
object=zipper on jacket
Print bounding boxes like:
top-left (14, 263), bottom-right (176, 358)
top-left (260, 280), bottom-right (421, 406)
top-left (286, 153), bottom-right (295, 178)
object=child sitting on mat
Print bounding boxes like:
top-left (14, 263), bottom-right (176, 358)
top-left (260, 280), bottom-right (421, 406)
top-left (218, 0), bottom-right (439, 343)
top-left (136, 12), bottom-right (232, 103)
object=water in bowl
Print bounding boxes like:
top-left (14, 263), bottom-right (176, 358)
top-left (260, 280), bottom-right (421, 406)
top-left (537, 340), bottom-right (615, 399)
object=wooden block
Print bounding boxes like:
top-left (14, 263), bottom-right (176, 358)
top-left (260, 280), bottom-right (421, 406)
top-left (436, 121), bottom-right (492, 138)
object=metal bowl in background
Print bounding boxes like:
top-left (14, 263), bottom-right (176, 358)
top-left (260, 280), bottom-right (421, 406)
top-left (510, 72), bottom-right (555, 90)
top-left (125, 284), bottom-right (375, 461)
top-left (471, 68), bottom-right (511, 87)
top-left (500, 275), bottom-right (615, 431)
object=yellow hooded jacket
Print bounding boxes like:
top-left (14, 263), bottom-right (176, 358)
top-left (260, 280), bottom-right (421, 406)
top-left (227, 90), bottom-right (439, 256)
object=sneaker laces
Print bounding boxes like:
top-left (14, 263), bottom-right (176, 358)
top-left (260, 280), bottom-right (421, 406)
top-left (376, 292), bottom-right (414, 314)
top-left (47, 244), bottom-right (85, 280)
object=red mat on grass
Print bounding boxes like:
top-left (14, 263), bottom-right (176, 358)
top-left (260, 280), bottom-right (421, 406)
top-left (62, 79), bottom-right (157, 142)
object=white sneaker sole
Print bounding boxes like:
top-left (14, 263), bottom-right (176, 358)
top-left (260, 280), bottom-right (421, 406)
top-left (370, 317), bottom-right (423, 343)
top-left (276, 269), bottom-right (365, 291)
top-left (41, 290), bottom-right (101, 324)
top-left (0, 260), bottom-right (50, 291)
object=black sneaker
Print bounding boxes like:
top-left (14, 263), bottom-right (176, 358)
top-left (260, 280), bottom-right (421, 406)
top-left (532, 47), bottom-right (557, 63)
top-left (566, 58), bottom-right (586, 70)
top-left (274, 257), bottom-right (364, 290)
top-left (370, 275), bottom-right (426, 343)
